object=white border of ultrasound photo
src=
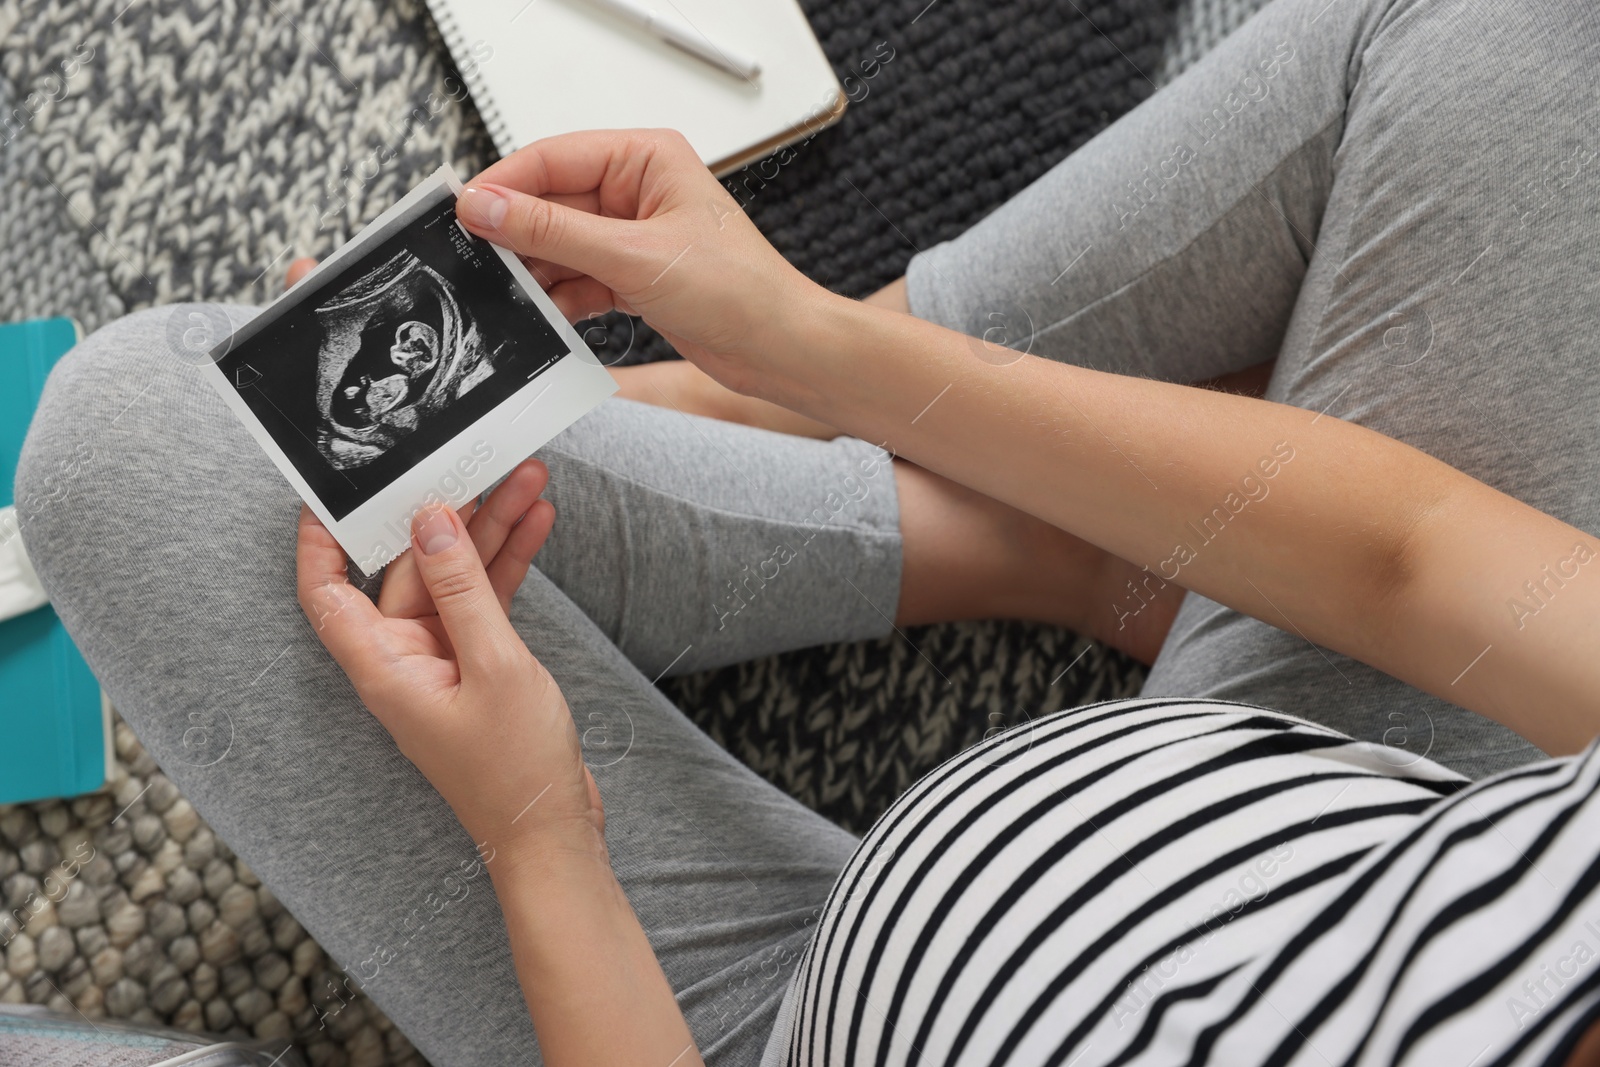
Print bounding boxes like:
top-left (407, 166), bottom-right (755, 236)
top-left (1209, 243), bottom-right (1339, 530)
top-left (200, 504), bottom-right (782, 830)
top-left (200, 164), bottom-right (617, 577)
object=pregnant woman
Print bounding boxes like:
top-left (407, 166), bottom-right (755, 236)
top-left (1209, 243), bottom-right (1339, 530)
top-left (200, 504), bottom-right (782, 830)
top-left (17, 0), bottom-right (1600, 1064)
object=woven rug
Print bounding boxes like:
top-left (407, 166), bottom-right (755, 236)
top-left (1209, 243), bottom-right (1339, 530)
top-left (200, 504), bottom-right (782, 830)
top-left (0, 0), bottom-right (1270, 1062)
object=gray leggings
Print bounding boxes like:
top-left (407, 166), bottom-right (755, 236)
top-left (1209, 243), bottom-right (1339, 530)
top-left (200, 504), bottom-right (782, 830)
top-left (17, 0), bottom-right (1598, 1062)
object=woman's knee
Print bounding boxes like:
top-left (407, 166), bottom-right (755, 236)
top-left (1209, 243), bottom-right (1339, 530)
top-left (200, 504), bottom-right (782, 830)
top-left (15, 303), bottom-right (260, 586)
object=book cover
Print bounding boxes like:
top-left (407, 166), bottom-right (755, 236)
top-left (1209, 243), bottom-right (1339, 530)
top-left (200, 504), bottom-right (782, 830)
top-left (0, 317), bottom-right (110, 806)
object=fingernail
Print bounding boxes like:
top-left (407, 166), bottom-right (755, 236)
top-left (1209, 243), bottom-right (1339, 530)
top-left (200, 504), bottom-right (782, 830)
top-left (458, 185), bottom-right (509, 229)
top-left (414, 507), bottom-right (458, 555)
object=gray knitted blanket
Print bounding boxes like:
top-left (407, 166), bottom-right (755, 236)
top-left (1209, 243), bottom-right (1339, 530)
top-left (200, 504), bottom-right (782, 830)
top-left (0, 0), bottom-right (1269, 1062)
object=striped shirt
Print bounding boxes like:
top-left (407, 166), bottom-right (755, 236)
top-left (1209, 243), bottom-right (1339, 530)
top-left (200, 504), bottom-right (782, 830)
top-left (761, 698), bottom-right (1600, 1066)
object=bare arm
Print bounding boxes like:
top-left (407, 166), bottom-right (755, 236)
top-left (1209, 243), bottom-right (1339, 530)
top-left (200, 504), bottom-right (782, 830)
top-left (759, 295), bottom-right (1600, 755)
top-left (489, 839), bottom-right (700, 1067)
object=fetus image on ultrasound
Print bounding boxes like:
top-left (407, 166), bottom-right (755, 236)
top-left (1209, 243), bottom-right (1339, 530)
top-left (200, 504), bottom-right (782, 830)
top-left (315, 250), bottom-right (495, 471)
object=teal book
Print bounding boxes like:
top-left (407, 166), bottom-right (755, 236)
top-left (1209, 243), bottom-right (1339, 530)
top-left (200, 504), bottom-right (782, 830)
top-left (0, 317), bottom-right (111, 805)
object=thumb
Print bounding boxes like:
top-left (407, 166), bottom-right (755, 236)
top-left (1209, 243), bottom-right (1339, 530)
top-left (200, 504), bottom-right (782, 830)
top-left (411, 504), bottom-right (524, 677)
top-left (457, 183), bottom-right (637, 286)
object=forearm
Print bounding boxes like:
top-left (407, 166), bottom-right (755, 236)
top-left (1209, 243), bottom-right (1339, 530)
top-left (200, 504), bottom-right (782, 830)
top-left (489, 833), bottom-right (701, 1067)
top-left (768, 293), bottom-right (1600, 752)
top-left (768, 295), bottom-right (1416, 652)
top-left (1397, 490), bottom-right (1600, 755)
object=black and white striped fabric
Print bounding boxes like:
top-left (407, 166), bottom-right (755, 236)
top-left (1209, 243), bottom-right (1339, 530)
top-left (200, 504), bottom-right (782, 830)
top-left (762, 698), bottom-right (1600, 1066)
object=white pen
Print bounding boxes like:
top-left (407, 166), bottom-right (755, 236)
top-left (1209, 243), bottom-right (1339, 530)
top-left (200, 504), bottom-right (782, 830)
top-left (575, 0), bottom-right (762, 80)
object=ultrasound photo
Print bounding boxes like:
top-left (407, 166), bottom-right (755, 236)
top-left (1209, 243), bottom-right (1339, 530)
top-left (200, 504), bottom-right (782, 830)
top-left (205, 166), bottom-right (617, 574)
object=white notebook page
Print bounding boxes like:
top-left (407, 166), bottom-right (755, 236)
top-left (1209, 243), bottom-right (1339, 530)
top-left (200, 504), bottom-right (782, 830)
top-left (433, 0), bottom-right (844, 172)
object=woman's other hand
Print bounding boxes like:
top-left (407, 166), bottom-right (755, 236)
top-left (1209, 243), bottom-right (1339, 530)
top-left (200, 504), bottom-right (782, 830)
top-left (298, 466), bottom-right (703, 1067)
top-left (295, 460), bottom-right (604, 859)
top-left (456, 129), bottom-right (824, 396)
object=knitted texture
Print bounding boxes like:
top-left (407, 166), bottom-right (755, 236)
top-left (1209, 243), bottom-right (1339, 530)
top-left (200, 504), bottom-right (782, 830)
top-left (0, 77), bottom-right (124, 333)
top-left (1158, 0), bottom-right (1276, 82)
top-left (0, 0), bottom-right (1258, 1061)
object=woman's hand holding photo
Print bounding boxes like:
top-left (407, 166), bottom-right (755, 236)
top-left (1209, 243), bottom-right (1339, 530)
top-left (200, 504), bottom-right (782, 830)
top-left (295, 458), bottom-right (701, 1067)
top-left (295, 458), bottom-right (597, 855)
top-left (454, 129), bottom-right (826, 398)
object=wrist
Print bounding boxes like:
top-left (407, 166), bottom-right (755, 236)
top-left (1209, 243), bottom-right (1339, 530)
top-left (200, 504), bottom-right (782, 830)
top-left (483, 808), bottom-right (612, 895)
top-left (484, 803), bottom-right (700, 1067)
top-left (453, 766), bottom-right (609, 885)
top-left (753, 286), bottom-right (875, 414)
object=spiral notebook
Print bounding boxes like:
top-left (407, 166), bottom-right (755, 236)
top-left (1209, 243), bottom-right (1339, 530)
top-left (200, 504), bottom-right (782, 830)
top-left (427, 0), bottom-right (846, 176)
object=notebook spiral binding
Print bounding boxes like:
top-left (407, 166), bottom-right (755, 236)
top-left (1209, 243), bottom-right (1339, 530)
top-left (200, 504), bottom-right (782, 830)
top-left (428, 3), bottom-right (514, 156)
